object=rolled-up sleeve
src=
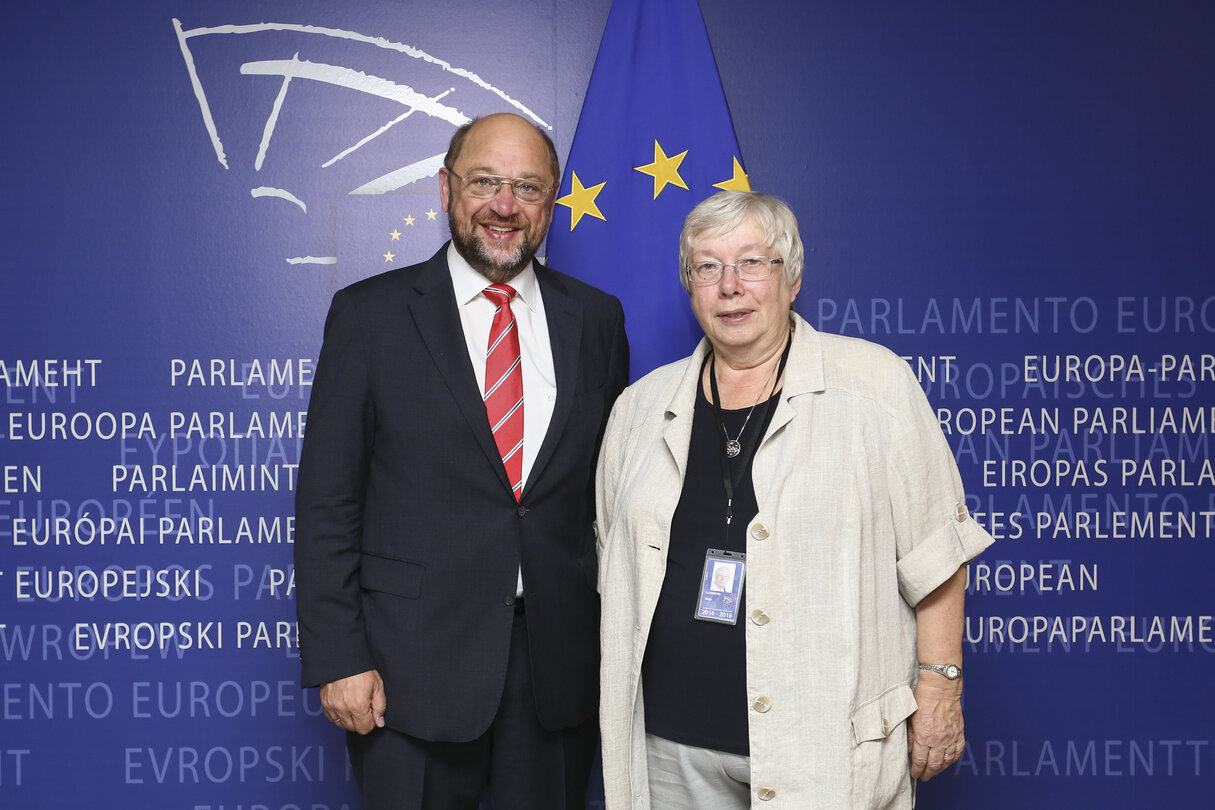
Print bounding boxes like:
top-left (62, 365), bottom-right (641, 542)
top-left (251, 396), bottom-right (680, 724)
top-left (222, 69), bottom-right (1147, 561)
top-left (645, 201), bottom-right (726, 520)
top-left (886, 361), bottom-right (995, 606)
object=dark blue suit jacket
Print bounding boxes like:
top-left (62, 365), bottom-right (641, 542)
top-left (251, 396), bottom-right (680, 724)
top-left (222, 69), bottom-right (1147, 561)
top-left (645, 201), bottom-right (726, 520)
top-left (295, 244), bottom-right (628, 741)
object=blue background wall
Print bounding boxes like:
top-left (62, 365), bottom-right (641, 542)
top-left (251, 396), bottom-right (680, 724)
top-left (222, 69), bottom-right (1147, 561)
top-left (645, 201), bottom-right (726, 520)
top-left (2, 2), bottom-right (1212, 808)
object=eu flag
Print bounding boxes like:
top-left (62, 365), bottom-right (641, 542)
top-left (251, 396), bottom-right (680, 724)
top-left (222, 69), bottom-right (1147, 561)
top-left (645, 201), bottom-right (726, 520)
top-left (545, 0), bottom-right (749, 380)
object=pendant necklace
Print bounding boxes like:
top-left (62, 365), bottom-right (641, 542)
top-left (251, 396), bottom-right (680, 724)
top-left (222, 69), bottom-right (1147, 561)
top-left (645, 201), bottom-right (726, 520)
top-left (709, 333), bottom-right (790, 458)
top-left (704, 331), bottom-right (794, 529)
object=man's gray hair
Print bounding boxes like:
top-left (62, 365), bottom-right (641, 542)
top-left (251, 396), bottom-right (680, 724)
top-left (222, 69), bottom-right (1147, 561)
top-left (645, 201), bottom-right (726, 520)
top-left (678, 190), bottom-right (805, 292)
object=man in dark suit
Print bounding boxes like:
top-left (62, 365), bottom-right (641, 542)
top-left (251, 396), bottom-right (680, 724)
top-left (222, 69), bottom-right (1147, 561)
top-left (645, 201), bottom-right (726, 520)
top-left (295, 112), bottom-right (629, 810)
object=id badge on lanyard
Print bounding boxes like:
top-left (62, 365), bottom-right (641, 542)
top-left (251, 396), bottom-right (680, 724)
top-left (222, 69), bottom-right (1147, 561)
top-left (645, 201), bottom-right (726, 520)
top-left (694, 548), bottom-right (746, 625)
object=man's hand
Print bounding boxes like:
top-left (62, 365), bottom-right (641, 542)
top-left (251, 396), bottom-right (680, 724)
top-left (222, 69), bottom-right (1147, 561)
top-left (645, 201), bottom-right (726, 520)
top-left (320, 669), bottom-right (387, 735)
top-left (907, 678), bottom-right (964, 781)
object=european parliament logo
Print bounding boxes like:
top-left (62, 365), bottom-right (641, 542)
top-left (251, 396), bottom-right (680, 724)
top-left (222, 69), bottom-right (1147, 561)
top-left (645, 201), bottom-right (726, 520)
top-left (171, 17), bottom-right (551, 281)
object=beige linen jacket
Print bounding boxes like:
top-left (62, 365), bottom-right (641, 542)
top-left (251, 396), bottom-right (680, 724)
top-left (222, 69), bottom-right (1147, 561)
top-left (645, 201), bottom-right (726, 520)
top-left (595, 315), bottom-right (994, 809)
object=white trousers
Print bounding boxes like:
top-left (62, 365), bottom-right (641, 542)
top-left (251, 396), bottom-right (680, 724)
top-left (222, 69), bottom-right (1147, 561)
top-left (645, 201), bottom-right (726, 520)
top-left (645, 733), bottom-right (752, 809)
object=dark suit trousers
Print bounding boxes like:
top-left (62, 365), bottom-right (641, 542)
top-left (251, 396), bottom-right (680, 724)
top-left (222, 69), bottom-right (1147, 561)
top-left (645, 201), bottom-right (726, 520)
top-left (346, 603), bottom-right (598, 810)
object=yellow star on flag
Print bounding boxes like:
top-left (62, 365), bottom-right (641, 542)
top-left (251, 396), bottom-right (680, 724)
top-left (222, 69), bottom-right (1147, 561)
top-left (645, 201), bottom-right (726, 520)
top-left (404, 215), bottom-right (415, 226)
top-left (556, 172), bottom-right (607, 231)
top-left (383, 251), bottom-right (395, 262)
top-left (634, 140), bottom-right (689, 199)
top-left (389, 229), bottom-right (402, 241)
top-left (713, 157), bottom-right (751, 191)
top-left (426, 209), bottom-right (438, 220)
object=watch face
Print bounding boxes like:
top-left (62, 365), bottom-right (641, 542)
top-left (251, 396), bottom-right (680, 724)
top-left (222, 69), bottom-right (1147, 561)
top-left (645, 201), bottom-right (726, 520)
top-left (944, 665), bottom-right (960, 679)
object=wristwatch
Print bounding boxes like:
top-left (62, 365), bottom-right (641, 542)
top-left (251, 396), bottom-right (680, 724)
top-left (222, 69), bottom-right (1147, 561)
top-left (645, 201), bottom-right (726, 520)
top-left (918, 663), bottom-right (962, 680)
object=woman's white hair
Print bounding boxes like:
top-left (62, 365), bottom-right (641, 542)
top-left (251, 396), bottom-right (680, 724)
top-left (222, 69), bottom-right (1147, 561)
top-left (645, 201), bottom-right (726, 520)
top-left (678, 190), bottom-right (805, 292)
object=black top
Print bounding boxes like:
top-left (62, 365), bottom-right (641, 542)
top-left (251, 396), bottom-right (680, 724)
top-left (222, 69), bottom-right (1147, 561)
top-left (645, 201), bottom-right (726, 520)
top-left (641, 381), bottom-right (780, 756)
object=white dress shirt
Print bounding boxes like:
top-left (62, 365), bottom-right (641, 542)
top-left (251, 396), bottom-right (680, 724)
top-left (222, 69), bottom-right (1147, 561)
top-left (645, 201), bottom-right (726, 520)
top-left (448, 244), bottom-right (558, 592)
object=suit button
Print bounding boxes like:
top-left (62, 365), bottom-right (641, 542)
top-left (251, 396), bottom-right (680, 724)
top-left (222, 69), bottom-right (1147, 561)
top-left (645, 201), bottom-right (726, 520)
top-left (752, 696), bottom-right (771, 713)
top-left (757, 787), bottom-right (776, 801)
top-left (750, 609), bottom-right (770, 626)
top-left (881, 717), bottom-right (891, 736)
top-left (750, 522), bottom-right (770, 540)
top-left (517, 506), bottom-right (529, 517)
top-left (504, 596), bottom-right (516, 606)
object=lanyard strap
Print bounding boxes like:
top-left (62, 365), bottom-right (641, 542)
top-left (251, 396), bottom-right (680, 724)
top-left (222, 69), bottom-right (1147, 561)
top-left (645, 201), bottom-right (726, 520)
top-left (703, 332), bottom-right (793, 527)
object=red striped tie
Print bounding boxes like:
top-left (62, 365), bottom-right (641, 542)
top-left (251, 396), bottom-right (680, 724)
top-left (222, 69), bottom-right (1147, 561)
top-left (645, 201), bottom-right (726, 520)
top-left (482, 285), bottom-right (524, 500)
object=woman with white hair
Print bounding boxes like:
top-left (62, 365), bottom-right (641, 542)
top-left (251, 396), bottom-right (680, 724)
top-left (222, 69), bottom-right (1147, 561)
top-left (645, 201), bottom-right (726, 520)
top-left (595, 190), bottom-right (993, 808)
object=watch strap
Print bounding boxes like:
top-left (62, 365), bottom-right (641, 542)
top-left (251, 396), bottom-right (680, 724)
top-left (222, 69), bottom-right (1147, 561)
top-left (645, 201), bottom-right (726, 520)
top-left (918, 663), bottom-right (962, 679)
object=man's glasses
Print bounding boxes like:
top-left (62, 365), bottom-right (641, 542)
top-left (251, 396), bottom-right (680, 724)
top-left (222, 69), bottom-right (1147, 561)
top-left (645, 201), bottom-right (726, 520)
top-left (448, 170), bottom-right (552, 204)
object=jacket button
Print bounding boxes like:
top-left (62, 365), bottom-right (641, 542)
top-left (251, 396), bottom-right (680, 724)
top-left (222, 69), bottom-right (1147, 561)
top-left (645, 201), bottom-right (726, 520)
top-left (881, 717), bottom-right (891, 736)
top-left (518, 506), bottom-right (529, 517)
top-left (750, 609), bottom-right (770, 626)
top-left (954, 503), bottom-right (969, 522)
top-left (504, 596), bottom-right (516, 606)
top-left (750, 522), bottom-right (770, 540)
top-left (757, 787), bottom-right (776, 801)
top-left (752, 696), bottom-right (772, 713)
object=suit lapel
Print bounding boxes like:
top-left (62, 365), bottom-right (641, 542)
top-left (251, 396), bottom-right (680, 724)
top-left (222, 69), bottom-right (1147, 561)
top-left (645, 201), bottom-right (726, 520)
top-left (408, 247), bottom-right (514, 495)
top-left (525, 266), bottom-right (582, 497)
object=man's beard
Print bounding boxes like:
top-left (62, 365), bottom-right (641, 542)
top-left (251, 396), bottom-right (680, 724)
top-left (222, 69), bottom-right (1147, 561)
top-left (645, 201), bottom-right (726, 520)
top-left (449, 210), bottom-right (537, 284)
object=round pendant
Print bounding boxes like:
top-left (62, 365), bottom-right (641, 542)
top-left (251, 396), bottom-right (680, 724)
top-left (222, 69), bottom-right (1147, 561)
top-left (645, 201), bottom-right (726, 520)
top-left (725, 439), bottom-right (741, 457)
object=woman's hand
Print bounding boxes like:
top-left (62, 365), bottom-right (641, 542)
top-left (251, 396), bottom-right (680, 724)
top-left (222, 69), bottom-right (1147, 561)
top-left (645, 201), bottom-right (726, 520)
top-left (907, 677), bottom-right (964, 781)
